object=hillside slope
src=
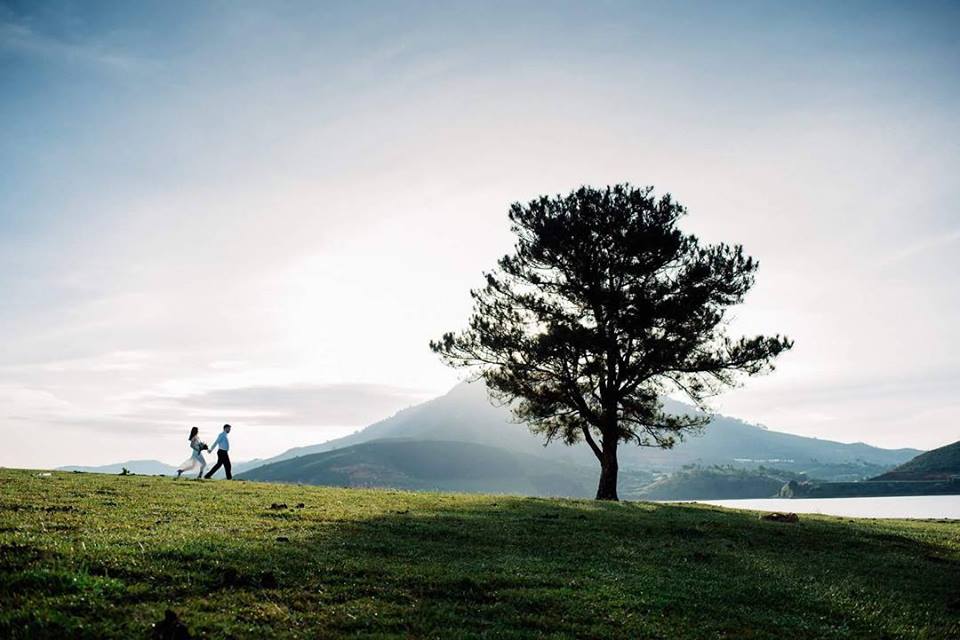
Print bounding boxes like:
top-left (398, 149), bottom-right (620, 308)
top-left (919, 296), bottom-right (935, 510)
top-left (255, 382), bottom-right (921, 474)
top-left (2, 469), bottom-right (958, 639)
top-left (238, 439), bottom-right (656, 497)
top-left (637, 465), bottom-right (809, 500)
top-left (872, 439), bottom-right (960, 481)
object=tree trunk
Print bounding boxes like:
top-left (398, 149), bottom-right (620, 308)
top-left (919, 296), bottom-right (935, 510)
top-left (595, 438), bottom-right (619, 501)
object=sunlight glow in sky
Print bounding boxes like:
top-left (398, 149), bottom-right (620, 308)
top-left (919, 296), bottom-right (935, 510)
top-left (2, 1), bottom-right (959, 467)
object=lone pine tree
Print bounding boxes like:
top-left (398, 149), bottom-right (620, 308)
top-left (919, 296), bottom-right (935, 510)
top-left (431, 184), bottom-right (792, 500)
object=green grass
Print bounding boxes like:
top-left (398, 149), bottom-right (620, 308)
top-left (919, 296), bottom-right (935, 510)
top-left (1, 469), bottom-right (957, 639)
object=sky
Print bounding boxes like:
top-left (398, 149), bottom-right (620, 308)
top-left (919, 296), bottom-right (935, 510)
top-left (1, 0), bottom-right (958, 468)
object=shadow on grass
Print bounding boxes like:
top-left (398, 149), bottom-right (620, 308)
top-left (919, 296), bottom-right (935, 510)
top-left (132, 499), bottom-right (960, 637)
top-left (2, 474), bottom-right (959, 639)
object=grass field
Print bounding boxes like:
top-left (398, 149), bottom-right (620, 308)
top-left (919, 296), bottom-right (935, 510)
top-left (1, 469), bottom-right (958, 639)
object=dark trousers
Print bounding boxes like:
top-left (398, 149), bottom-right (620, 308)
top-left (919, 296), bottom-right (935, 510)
top-left (205, 450), bottom-right (232, 479)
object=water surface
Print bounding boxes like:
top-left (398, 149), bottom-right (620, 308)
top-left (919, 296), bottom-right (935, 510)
top-left (692, 495), bottom-right (959, 520)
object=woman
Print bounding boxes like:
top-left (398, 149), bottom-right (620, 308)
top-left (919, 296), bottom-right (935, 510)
top-left (176, 426), bottom-right (208, 479)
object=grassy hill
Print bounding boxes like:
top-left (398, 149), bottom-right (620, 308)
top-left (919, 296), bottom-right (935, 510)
top-left (1, 469), bottom-right (958, 639)
top-left (873, 440), bottom-right (960, 481)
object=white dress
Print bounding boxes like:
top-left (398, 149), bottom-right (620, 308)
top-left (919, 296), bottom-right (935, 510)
top-left (178, 436), bottom-right (207, 473)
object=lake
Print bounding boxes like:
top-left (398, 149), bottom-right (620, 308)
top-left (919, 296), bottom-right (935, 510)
top-left (691, 495), bottom-right (960, 520)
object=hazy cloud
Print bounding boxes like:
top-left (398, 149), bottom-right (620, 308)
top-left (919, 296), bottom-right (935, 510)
top-left (0, 19), bottom-right (148, 72)
top-left (165, 383), bottom-right (431, 426)
top-left (1, 1), bottom-right (958, 467)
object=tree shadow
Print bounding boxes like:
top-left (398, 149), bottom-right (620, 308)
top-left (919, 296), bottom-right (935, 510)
top-left (126, 499), bottom-right (960, 637)
top-left (2, 474), bottom-right (959, 639)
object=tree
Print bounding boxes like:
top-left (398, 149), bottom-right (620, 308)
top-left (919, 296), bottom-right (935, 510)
top-left (430, 184), bottom-right (792, 500)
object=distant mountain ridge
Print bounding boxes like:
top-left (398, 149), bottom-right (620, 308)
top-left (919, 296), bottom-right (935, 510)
top-left (58, 459), bottom-right (179, 476)
top-left (238, 439), bottom-right (653, 497)
top-left (250, 382), bottom-right (922, 473)
top-left (872, 440), bottom-right (960, 481)
top-left (231, 381), bottom-right (925, 498)
top-left (59, 383), bottom-right (924, 492)
top-left (637, 465), bottom-right (809, 500)
top-left (58, 458), bottom-right (264, 477)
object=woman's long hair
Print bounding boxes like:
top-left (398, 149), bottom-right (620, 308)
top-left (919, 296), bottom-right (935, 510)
top-left (188, 426), bottom-right (198, 440)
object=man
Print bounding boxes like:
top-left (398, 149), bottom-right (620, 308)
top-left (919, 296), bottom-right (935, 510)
top-left (204, 424), bottom-right (233, 480)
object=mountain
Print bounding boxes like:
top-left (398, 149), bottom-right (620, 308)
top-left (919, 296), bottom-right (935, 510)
top-left (249, 382), bottom-right (922, 475)
top-left (60, 382), bottom-right (923, 490)
top-left (871, 440), bottom-right (960, 481)
top-left (58, 459), bottom-right (179, 476)
top-left (238, 439), bottom-right (653, 497)
top-left (637, 465), bottom-right (812, 500)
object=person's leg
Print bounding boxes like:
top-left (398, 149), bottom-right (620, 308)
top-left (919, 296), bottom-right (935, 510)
top-left (197, 460), bottom-right (206, 479)
top-left (222, 451), bottom-right (232, 480)
top-left (177, 458), bottom-right (195, 479)
top-left (204, 456), bottom-right (223, 479)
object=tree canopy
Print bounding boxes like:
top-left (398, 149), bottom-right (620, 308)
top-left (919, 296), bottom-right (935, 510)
top-left (431, 184), bottom-right (792, 499)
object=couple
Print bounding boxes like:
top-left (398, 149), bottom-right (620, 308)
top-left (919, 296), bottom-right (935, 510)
top-left (176, 424), bottom-right (233, 480)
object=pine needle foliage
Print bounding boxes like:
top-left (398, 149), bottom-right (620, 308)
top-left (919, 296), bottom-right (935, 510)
top-left (432, 185), bottom-right (792, 499)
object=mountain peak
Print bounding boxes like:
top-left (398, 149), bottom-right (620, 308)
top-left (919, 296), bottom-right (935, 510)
top-left (248, 381), bottom-right (921, 473)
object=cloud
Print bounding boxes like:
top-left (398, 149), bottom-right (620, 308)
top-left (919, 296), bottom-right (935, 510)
top-left (878, 228), bottom-right (960, 269)
top-left (162, 383), bottom-right (432, 427)
top-left (716, 366), bottom-right (960, 450)
top-left (0, 18), bottom-right (148, 72)
top-left (0, 380), bottom-right (435, 468)
top-left (9, 414), bottom-right (175, 437)
top-left (2, 1), bottom-right (959, 467)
